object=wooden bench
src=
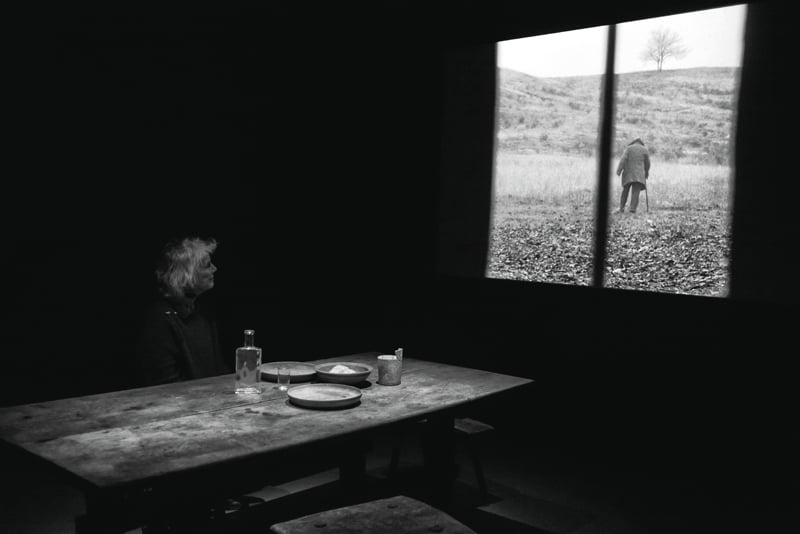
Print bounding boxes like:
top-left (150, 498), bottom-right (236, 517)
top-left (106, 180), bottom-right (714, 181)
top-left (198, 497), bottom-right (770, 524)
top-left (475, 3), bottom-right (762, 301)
top-left (269, 494), bottom-right (477, 534)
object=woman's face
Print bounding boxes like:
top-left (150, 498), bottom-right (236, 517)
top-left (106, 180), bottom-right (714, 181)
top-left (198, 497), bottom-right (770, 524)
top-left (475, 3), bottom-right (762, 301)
top-left (193, 255), bottom-right (217, 295)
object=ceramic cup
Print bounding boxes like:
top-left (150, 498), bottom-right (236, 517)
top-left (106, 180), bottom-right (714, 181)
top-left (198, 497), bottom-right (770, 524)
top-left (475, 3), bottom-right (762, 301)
top-left (377, 355), bottom-right (402, 386)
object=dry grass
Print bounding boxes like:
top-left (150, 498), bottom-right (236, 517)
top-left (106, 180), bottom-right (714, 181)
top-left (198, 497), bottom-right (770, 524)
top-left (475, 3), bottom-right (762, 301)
top-left (493, 152), bottom-right (731, 211)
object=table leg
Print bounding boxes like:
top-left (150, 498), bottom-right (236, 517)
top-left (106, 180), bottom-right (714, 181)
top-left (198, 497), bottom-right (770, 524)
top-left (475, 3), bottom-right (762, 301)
top-left (75, 490), bottom-right (129, 534)
top-left (339, 437), bottom-right (371, 492)
top-left (421, 415), bottom-right (458, 507)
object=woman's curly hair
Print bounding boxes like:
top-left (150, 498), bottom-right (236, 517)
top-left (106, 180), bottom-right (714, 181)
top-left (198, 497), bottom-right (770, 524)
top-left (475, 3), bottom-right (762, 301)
top-left (155, 237), bottom-right (217, 299)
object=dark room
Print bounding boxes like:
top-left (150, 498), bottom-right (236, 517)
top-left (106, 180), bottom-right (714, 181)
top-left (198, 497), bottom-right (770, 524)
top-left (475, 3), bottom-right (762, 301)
top-left (1, 2), bottom-right (796, 533)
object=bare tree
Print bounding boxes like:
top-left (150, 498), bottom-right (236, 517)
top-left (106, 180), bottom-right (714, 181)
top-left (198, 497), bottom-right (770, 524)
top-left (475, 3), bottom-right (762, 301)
top-left (641, 27), bottom-right (688, 72)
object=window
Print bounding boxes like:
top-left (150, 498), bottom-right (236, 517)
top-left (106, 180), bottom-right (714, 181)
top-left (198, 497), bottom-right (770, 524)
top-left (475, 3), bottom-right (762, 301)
top-left (488, 4), bottom-right (747, 298)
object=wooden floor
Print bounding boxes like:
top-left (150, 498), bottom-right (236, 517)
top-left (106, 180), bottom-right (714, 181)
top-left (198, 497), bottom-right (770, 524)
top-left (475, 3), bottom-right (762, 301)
top-left (0, 426), bottom-right (752, 534)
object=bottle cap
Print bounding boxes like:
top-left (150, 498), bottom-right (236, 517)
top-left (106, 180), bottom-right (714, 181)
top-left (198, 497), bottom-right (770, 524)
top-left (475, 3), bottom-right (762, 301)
top-left (244, 329), bottom-right (255, 335)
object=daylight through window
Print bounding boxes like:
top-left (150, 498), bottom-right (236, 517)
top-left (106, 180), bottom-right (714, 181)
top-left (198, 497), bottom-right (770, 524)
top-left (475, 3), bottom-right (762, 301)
top-left (488, 4), bottom-right (746, 298)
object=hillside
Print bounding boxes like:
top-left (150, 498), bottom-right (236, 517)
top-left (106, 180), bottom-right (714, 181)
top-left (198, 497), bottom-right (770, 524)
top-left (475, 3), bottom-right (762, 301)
top-left (497, 67), bottom-right (739, 165)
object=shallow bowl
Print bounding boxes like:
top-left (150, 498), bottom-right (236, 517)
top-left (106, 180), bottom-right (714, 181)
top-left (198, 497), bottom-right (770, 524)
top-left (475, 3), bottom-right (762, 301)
top-left (314, 362), bottom-right (373, 385)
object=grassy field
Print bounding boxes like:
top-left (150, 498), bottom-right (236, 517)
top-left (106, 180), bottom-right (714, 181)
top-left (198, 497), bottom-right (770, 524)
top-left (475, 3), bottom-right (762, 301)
top-left (493, 152), bottom-right (731, 211)
top-left (490, 67), bottom-right (736, 296)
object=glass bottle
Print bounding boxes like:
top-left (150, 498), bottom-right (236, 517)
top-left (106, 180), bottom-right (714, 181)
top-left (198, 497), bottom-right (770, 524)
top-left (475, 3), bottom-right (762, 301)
top-left (235, 329), bottom-right (262, 394)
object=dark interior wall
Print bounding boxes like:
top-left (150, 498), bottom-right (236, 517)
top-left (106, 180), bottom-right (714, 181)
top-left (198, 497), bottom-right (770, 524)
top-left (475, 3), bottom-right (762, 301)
top-left (3, 7), bottom-right (443, 403)
top-left (429, 0), bottom-right (798, 485)
top-left (2, 1), bottom-right (797, 487)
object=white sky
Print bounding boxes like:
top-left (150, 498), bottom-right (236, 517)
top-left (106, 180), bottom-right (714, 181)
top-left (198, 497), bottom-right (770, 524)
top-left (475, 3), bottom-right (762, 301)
top-left (497, 4), bottom-right (747, 77)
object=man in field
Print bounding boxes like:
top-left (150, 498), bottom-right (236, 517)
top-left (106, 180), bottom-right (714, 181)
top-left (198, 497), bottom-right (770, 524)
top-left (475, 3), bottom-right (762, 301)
top-left (615, 137), bottom-right (651, 214)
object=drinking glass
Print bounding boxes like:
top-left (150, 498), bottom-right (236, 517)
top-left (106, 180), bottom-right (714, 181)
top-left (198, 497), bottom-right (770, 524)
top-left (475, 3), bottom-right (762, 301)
top-left (277, 367), bottom-right (292, 391)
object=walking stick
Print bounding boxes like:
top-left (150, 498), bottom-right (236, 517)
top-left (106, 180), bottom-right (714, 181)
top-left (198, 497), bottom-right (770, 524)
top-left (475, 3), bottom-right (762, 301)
top-left (645, 178), bottom-right (649, 212)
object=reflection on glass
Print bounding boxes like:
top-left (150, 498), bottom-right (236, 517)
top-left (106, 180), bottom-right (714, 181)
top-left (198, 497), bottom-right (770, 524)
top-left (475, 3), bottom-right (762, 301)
top-left (489, 26), bottom-right (607, 286)
top-left (607, 4), bottom-right (746, 297)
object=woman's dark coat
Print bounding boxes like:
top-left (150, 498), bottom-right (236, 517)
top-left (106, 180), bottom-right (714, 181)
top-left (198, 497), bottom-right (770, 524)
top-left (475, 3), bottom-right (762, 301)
top-left (134, 297), bottom-right (229, 386)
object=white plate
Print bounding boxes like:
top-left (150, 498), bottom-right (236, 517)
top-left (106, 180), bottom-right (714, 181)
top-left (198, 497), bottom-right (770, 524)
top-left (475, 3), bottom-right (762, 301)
top-left (287, 383), bottom-right (362, 409)
top-left (261, 361), bottom-right (317, 383)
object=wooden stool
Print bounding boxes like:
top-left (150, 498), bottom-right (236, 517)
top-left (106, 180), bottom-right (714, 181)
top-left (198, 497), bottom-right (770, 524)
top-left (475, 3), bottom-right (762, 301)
top-left (388, 417), bottom-right (494, 499)
top-left (269, 494), bottom-right (477, 534)
top-left (453, 417), bottom-right (494, 499)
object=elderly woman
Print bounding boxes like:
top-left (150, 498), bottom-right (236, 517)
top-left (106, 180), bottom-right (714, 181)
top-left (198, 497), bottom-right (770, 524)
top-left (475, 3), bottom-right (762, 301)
top-left (135, 237), bottom-right (229, 386)
top-left (616, 137), bottom-right (651, 214)
top-left (135, 238), bottom-right (260, 530)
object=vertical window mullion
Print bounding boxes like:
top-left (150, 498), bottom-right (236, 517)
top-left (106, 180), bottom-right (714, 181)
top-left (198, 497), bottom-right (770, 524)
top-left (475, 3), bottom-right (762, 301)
top-left (592, 24), bottom-right (617, 288)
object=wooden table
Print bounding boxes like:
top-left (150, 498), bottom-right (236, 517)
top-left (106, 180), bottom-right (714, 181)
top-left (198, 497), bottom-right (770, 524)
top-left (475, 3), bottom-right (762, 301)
top-left (0, 352), bottom-right (532, 532)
